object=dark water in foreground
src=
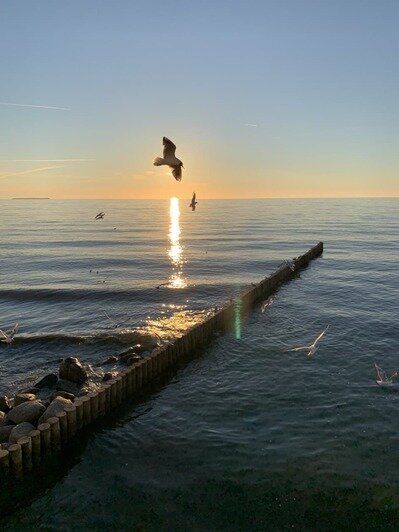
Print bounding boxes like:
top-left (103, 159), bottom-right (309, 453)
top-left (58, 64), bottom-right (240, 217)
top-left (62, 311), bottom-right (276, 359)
top-left (0, 199), bottom-right (398, 530)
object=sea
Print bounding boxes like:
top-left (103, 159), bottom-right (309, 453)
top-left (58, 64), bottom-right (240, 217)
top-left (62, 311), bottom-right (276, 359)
top-left (0, 198), bottom-right (398, 530)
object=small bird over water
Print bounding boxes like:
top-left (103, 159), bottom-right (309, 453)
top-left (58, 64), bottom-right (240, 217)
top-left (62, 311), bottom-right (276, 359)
top-left (0, 323), bottom-right (19, 345)
top-left (374, 363), bottom-right (397, 385)
top-left (154, 137), bottom-right (184, 181)
top-left (95, 212), bottom-right (105, 220)
top-left (288, 326), bottom-right (329, 357)
top-left (189, 192), bottom-right (197, 211)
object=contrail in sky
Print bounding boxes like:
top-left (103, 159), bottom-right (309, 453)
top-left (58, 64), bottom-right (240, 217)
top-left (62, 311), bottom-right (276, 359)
top-left (0, 102), bottom-right (70, 111)
top-left (0, 159), bottom-right (95, 162)
top-left (245, 123), bottom-right (258, 127)
top-left (0, 165), bottom-right (65, 180)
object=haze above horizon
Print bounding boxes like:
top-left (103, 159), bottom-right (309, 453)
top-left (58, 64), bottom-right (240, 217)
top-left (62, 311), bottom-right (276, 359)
top-left (1, 0), bottom-right (398, 199)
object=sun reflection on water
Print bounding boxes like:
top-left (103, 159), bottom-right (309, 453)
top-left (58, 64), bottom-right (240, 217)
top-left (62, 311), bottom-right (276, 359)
top-left (168, 197), bottom-right (186, 288)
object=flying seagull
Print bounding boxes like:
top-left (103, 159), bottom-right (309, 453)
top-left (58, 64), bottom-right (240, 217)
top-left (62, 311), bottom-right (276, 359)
top-left (95, 212), bottom-right (105, 220)
top-left (0, 323), bottom-right (19, 345)
top-left (189, 192), bottom-right (197, 211)
top-left (288, 326), bottom-right (329, 357)
top-left (153, 137), bottom-right (184, 181)
top-left (261, 295), bottom-right (275, 313)
top-left (374, 363), bottom-right (397, 385)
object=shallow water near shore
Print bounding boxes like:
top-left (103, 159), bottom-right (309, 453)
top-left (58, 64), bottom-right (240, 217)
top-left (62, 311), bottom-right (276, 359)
top-left (0, 198), bottom-right (398, 530)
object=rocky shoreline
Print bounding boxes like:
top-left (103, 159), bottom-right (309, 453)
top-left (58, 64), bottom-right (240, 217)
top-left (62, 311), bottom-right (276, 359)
top-left (0, 334), bottom-right (160, 450)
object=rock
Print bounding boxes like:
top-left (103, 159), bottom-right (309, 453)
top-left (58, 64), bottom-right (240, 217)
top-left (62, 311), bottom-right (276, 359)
top-left (126, 355), bottom-right (142, 366)
top-left (59, 357), bottom-right (87, 384)
top-left (38, 397), bottom-right (73, 425)
top-left (8, 400), bottom-right (45, 425)
top-left (102, 356), bottom-right (118, 365)
top-left (56, 379), bottom-right (81, 396)
top-left (0, 426), bottom-right (14, 444)
top-left (102, 372), bottom-right (117, 382)
top-left (19, 387), bottom-right (40, 395)
top-left (14, 393), bottom-right (37, 407)
top-left (0, 396), bottom-right (13, 413)
top-left (80, 381), bottom-right (99, 395)
top-left (0, 411), bottom-right (9, 427)
top-left (52, 391), bottom-right (75, 402)
top-left (9, 422), bottom-right (35, 444)
top-left (35, 373), bottom-right (58, 389)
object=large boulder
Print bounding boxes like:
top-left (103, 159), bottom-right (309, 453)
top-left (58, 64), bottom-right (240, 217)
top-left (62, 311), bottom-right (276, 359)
top-left (35, 373), bottom-right (58, 389)
top-left (102, 356), bottom-right (118, 366)
top-left (0, 426), bottom-right (14, 444)
top-left (102, 372), bottom-right (117, 382)
top-left (14, 393), bottom-right (37, 407)
top-left (0, 411), bottom-right (9, 427)
top-left (59, 357), bottom-right (87, 384)
top-left (56, 379), bottom-right (81, 396)
top-left (38, 397), bottom-right (73, 425)
top-left (9, 422), bottom-right (35, 444)
top-left (0, 396), bottom-right (13, 413)
top-left (52, 391), bottom-right (75, 402)
top-left (8, 400), bottom-right (45, 425)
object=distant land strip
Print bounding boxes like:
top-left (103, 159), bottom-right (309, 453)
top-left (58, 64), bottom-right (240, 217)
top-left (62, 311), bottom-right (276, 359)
top-left (12, 197), bottom-right (50, 200)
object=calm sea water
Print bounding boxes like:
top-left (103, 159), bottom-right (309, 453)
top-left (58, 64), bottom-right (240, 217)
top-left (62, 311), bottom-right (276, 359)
top-left (0, 198), bottom-right (398, 530)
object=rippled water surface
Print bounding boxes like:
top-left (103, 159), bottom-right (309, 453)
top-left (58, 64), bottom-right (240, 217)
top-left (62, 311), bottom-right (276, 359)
top-left (0, 198), bottom-right (398, 530)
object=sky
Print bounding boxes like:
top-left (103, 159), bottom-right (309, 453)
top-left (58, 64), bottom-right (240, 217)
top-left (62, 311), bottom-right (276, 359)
top-left (0, 0), bottom-right (398, 199)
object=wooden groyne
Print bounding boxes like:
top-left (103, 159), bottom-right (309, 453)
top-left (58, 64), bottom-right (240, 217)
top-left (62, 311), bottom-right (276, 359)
top-left (0, 242), bottom-right (323, 484)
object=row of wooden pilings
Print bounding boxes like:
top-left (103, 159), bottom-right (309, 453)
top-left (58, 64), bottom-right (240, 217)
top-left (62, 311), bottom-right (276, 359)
top-left (0, 242), bottom-right (323, 483)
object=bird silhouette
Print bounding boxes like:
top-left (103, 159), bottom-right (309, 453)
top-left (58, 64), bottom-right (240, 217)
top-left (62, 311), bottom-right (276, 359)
top-left (153, 137), bottom-right (184, 181)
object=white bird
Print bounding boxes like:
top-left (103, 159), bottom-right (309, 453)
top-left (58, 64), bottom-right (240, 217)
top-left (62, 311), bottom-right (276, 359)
top-left (261, 295), bottom-right (275, 313)
top-left (153, 137), bottom-right (184, 181)
top-left (189, 192), bottom-right (197, 211)
top-left (0, 323), bottom-right (19, 345)
top-left (374, 363), bottom-right (397, 385)
top-left (288, 326), bottom-right (329, 357)
top-left (280, 259), bottom-right (295, 272)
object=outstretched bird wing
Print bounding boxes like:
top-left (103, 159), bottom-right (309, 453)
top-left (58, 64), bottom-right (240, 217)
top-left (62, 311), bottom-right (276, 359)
top-left (163, 137), bottom-right (176, 158)
top-left (313, 326), bottom-right (329, 346)
top-left (288, 345), bottom-right (310, 352)
top-left (192, 192), bottom-right (196, 203)
top-left (172, 165), bottom-right (182, 181)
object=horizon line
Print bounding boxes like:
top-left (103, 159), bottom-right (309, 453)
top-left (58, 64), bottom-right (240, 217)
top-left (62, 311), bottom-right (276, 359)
top-left (1, 196), bottom-right (397, 200)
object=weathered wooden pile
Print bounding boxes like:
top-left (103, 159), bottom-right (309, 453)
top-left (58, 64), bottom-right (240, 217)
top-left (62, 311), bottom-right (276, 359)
top-left (0, 241), bottom-right (323, 483)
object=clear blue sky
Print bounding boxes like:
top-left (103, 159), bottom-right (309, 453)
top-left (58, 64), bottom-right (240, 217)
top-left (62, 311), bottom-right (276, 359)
top-left (0, 0), bottom-right (398, 198)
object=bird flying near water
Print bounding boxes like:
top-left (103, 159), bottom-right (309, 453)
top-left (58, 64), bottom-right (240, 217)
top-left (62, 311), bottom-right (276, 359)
top-left (189, 192), bottom-right (197, 211)
top-left (95, 212), bottom-right (105, 220)
top-left (287, 326), bottom-right (329, 357)
top-left (261, 295), bottom-right (275, 313)
top-left (374, 363), bottom-right (397, 385)
top-left (153, 137), bottom-right (184, 181)
top-left (0, 323), bottom-right (19, 345)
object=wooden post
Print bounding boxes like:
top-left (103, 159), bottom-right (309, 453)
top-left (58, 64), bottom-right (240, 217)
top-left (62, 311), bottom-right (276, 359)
top-left (38, 422), bottom-right (51, 455)
top-left (0, 449), bottom-right (10, 479)
top-left (57, 411), bottom-right (68, 445)
top-left (81, 395), bottom-right (91, 425)
top-left (64, 404), bottom-right (77, 439)
top-left (136, 361), bottom-right (143, 389)
top-left (74, 399), bottom-right (84, 430)
top-left (88, 391), bottom-right (99, 421)
top-left (17, 436), bottom-right (33, 471)
top-left (110, 379), bottom-right (117, 409)
top-left (103, 383), bottom-right (111, 411)
top-left (48, 417), bottom-right (61, 452)
top-left (29, 429), bottom-right (41, 465)
top-left (98, 386), bottom-right (106, 415)
top-left (8, 444), bottom-right (23, 479)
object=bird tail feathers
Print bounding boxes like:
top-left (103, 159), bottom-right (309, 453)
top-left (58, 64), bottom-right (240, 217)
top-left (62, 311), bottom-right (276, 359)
top-left (153, 157), bottom-right (165, 166)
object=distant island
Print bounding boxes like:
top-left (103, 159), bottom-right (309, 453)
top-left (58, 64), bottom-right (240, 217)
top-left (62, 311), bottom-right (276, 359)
top-left (12, 197), bottom-right (50, 200)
